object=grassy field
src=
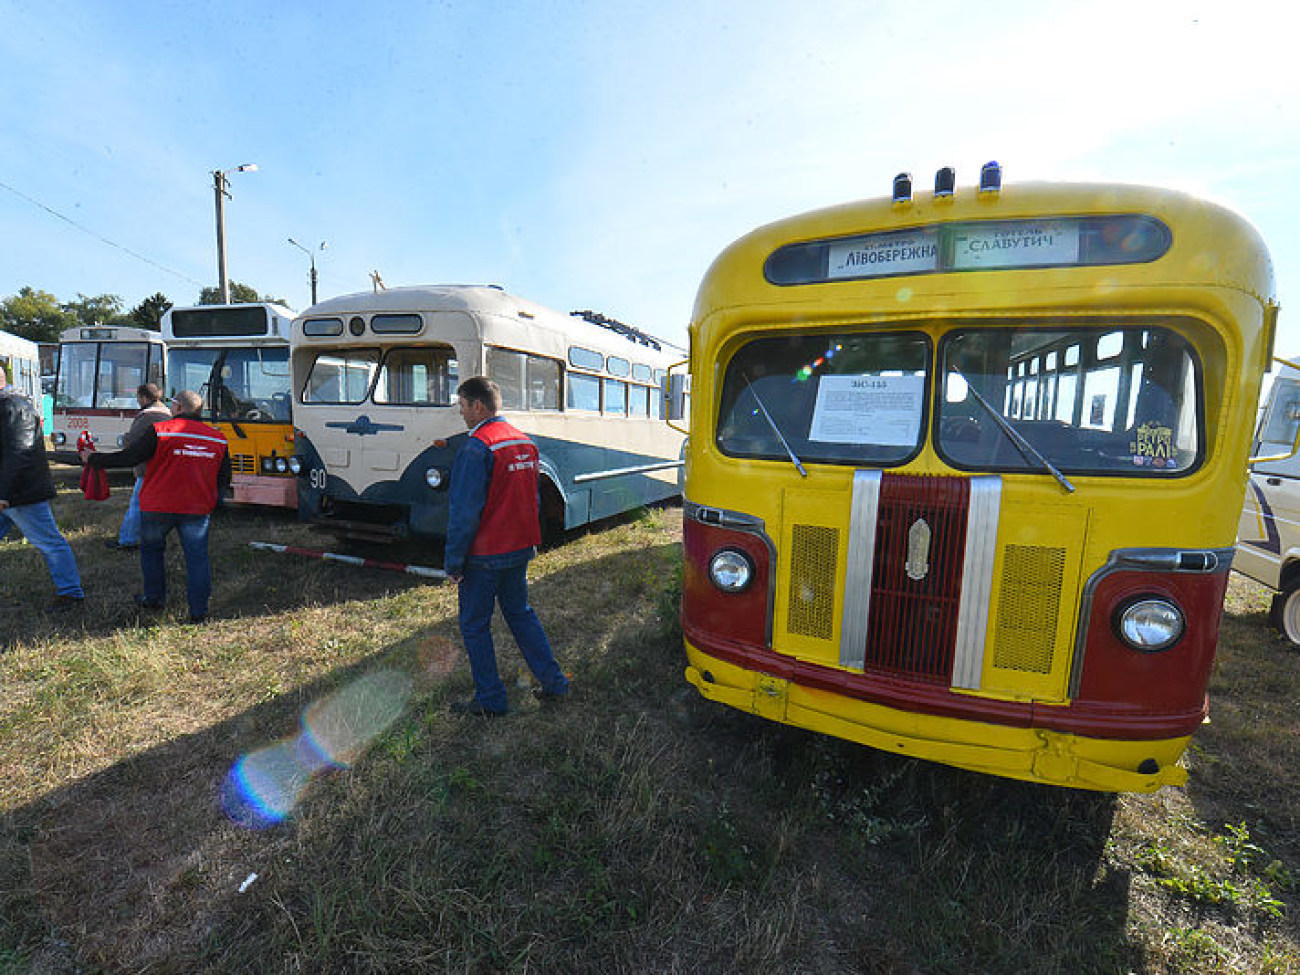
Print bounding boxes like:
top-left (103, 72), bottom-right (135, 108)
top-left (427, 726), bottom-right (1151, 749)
top-left (2, 470), bottom-right (1298, 974)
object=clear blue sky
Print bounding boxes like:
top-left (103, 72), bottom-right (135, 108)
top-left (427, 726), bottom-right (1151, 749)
top-left (2, 0), bottom-right (1298, 355)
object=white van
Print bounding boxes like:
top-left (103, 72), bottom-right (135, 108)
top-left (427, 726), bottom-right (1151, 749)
top-left (1236, 361), bottom-right (1300, 643)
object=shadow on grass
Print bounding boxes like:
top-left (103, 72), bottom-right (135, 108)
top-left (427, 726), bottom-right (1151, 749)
top-left (3, 539), bottom-right (1135, 974)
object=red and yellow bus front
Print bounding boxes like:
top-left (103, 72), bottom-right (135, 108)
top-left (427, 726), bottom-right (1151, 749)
top-left (681, 177), bottom-right (1277, 792)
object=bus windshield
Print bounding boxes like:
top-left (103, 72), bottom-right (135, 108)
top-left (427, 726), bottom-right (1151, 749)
top-left (937, 324), bottom-right (1201, 475)
top-left (169, 346), bottom-right (292, 422)
top-left (717, 331), bottom-right (930, 465)
top-left (715, 323), bottom-right (1201, 476)
top-left (56, 341), bottom-right (155, 409)
top-left (302, 350), bottom-right (381, 404)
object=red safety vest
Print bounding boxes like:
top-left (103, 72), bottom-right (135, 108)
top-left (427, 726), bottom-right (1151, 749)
top-left (467, 419), bottom-right (541, 557)
top-left (140, 416), bottom-right (228, 515)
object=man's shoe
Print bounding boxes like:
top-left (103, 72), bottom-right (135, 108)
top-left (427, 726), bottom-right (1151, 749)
top-left (132, 594), bottom-right (165, 610)
top-left (104, 540), bottom-right (138, 551)
top-left (48, 594), bottom-right (85, 610)
top-left (449, 699), bottom-right (506, 717)
top-left (533, 685), bottom-right (572, 703)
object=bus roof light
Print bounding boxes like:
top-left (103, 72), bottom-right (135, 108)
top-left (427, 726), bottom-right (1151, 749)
top-left (934, 167), bottom-right (956, 199)
top-left (979, 160), bottom-right (1002, 195)
top-left (892, 172), bottom-right (913, 204)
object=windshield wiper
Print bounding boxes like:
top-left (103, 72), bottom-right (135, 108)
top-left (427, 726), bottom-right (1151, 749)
top-left (743, 371), bottom-right (807, 477)
top-left (955, 371), bottom-right (1075, 494)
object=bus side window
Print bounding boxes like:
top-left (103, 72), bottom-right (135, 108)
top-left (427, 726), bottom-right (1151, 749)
top-left (487, 347), bottom-right (525, 410)
top-left (527, 355), bottom-right (560, 410)
top-left (604, 379), bottom-right (627, 415)
top-left (567, 373), bottom-right (600, 411)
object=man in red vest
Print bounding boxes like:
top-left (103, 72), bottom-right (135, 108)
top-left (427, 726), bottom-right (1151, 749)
top-left (82, 389), bottom-right (231, 623)
top-left (445, 377), bottom-right (569, 716)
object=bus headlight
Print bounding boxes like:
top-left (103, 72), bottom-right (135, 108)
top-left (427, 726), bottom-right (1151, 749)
top-left (288, 456), bottom-right (302, 475)
top-left (274, 457), bottom-right (288, 473)
top-left (709, 549), bottom-right (754, 593)
top-left (1115, 598), bottom-right (1184, 652)
top-left (53, 432), bottom-right (67, 446)
top-left (425, 467), bottom-right (446, 489)
top-left (117, 434), bottom-right (127, 447)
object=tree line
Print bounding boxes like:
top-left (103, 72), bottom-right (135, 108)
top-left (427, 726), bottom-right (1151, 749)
top-left (0, 283), bottom-right (286, 344)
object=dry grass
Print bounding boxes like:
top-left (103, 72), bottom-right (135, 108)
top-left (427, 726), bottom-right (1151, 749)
top-left (2, 469), bottom-right (1298, 973)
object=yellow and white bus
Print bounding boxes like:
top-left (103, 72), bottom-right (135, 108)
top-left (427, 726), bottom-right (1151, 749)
top-left (49, 325), bottom-right (166, 464)
top-left (677, 165), bottom-right (1278, 792)
top-left (289, 285), bottom-right (685, 543)
top-left (162, 303), bottom-right (298, 508)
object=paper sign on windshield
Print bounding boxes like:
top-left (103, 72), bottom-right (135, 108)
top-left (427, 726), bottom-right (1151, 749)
top-left (809, 374), bottom-right (925, 446)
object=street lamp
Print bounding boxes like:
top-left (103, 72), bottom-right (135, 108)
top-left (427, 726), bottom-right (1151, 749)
top-left (287, 238), bottom-right (327, 306)
top-left (213, 163), bottom-right (258, 304)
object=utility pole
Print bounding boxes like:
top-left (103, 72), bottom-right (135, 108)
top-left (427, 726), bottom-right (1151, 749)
top-left (213, 163), bottom-right (258, 304)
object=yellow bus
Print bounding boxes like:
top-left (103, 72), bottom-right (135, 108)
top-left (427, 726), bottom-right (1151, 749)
top-left (162, 303), bottom-right (298, 508)
top-left (677, 164), bottom-right (1278, 792)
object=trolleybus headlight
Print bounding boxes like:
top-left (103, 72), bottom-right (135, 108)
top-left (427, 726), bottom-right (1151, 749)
top-left (1115, 598), bottom-right (1184, 652)
top-left (288, 456), bottom-right (302, 475)
top-left (708, 549), bottom-right (754, 593)
top-left (425, 467), bottom-right (446, 489)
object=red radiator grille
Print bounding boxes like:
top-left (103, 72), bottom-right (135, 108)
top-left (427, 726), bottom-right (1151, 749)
top-left (862, 474), bottom-right (970, 683)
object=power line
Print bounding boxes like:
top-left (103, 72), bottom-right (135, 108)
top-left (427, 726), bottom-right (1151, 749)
top-left (0, 178), bottom-right (206, 288)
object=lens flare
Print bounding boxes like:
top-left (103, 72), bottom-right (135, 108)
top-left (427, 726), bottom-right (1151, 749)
top-left (222, 669), bottom-right (413, 828)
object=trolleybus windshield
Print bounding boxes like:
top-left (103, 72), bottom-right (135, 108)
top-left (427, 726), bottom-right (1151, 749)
top-left (55, 340), bottom-right (156, 409)
top-left (168, 346), bottom-right (292, 422)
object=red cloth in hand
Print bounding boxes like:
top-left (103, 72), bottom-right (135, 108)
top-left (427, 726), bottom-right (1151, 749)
top-left (77, 432), bottom-right (110, 500)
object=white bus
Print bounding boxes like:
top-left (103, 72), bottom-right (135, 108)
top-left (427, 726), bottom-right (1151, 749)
top-left (49, 325), bottom-right (166, 464)
top-left (162, 303), bottom-right (298, 508)
top-left (289, 285), bottom-right (685, 543)
top-left (0, 329), bottom-right (41, 404)
top-left (1237, 360), bottom-right (1300, 642)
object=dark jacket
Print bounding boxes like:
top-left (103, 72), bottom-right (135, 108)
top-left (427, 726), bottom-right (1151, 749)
top-left (124, 402), bottom-right (172, 478)
top-left (0, 385), bottom-right (55, 508)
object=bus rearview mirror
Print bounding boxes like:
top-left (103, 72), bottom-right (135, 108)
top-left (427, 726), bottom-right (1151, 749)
top-left (663, 373), bottom-right (688, 422)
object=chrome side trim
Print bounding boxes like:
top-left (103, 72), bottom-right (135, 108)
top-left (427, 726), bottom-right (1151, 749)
top-left (951, 476), bottom-right (1002, 690)
top-left (572, 459), bottom-right (685, 484)
top-left (839, 470), bottom-right (882, 670)
top-left (1067, 545), bottom-right (1236, 698)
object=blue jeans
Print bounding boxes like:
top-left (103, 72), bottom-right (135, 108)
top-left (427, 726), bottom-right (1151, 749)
top-left (140, 511), bottom-right (212, 617)
top-left (4, 501), bottom-right (84, 597)
top-left (118, 477), bottom-right (144, 545)
top-left (458, 562), bottom-right (567, 712)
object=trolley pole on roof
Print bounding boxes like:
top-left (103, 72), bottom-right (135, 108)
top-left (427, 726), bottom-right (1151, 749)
top-left (212, 163), bottom-right (258, 304)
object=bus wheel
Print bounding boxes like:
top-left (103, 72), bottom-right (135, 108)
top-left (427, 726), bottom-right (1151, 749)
top-left (539, 479), bottom-right (565, 549)
top-left (1269, 586), bottom-right (1300, 646)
